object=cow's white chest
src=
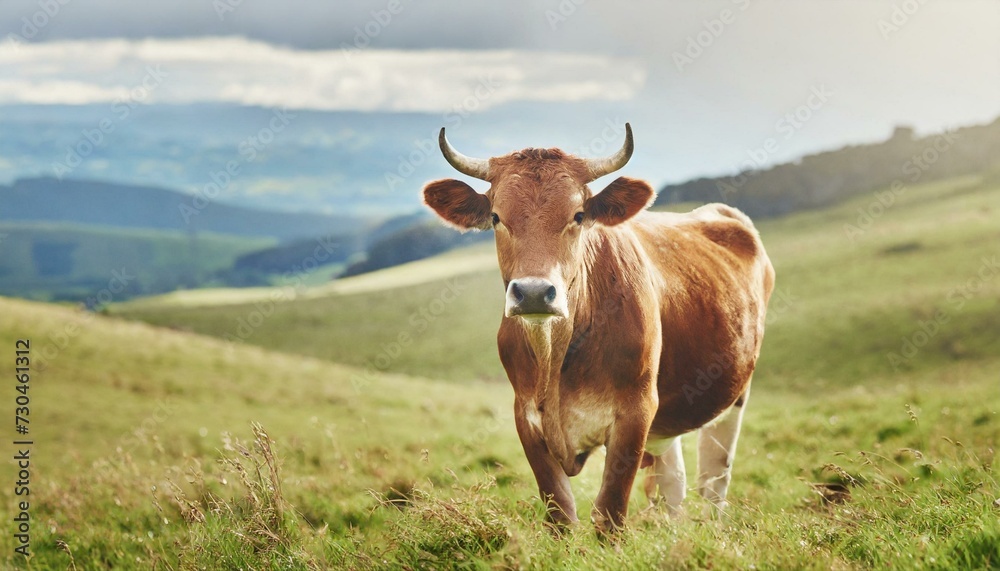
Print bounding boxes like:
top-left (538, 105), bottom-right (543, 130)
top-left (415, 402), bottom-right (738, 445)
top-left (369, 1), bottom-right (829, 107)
top-left (525, 398), bottom-right (614, 455)
top-left (563, 399), bottom-right (615, 453)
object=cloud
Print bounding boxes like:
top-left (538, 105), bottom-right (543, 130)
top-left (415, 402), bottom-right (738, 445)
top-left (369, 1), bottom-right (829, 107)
top-left (0, 36), bottom-right (645, 112)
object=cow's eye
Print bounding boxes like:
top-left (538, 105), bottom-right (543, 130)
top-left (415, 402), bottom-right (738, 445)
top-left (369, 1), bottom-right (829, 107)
top-left (573, 212), bottom-right (585, 225)
top-left (491, 212), bottom-right (500, 226)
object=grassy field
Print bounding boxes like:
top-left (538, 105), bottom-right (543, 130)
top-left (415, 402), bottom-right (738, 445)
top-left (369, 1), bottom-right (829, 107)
top-left (114, 242), bottom-right (505, 382)
top-left (1, 174), bottom-right (998, 568)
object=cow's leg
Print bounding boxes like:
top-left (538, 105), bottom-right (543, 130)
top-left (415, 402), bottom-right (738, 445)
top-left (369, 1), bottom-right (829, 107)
top-left (643, 437), bottom-right (686, 515)
top-left (696, 388), bottom-right (749, 511)
top-left (513, 409), bottom-right (577, 527)
top-left (592, 415), bottom-right (648, 535)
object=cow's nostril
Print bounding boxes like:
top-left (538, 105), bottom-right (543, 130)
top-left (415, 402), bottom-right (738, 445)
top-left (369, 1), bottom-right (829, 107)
top-left (544, 285), bottom-right (557, 304)
top-left (507, 278), bottom-right (561, 316)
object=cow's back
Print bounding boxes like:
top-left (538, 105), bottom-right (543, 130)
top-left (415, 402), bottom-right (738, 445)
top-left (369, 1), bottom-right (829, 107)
top-left (631, 204), bottom-right (775, 438)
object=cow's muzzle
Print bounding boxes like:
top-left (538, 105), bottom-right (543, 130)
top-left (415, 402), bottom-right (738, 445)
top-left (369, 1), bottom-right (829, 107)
top-left (505, 277), bottom-right (565, 319)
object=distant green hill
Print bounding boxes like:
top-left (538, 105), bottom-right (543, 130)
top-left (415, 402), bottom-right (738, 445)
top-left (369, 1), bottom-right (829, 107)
top-left (0, 177), bottom-right (366, 241)
top-left (656, 118), bottom-right (1000, 218)
top-left (339, 220), bottom-right (491, 278)
top-left (0, 177), bottom-right (386, 300)
top-left (0, 222), bottom-right (273, 302)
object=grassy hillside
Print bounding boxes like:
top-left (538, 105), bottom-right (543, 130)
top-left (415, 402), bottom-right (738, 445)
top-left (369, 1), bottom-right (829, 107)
top-left (118, 174), bottom-right (1000, 391)
top-left (3, 173), bottom-right (997, 568)
top-left (0, 296), bottom-right (524, 567)
top-left (1, 295), bottom-right (998, 568)
top-left (0, 222), bottom-right (273, 302)
top-left (653, 117), bottom-right (1000, 219)
top-left (115, 243), bottom-right (504, 382)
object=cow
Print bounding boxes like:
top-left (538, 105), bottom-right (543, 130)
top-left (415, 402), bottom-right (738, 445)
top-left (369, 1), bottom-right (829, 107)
top-left (422, 124), bottom-right (774, 535)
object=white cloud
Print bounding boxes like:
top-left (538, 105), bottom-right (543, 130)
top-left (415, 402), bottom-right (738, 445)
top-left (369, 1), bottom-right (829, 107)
top-left (0, 78), bottom-right (132, 104)
top-left (0, 36), bottom-right (645, 112)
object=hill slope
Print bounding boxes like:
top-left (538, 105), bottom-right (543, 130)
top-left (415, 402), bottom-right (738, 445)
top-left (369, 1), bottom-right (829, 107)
top-left (117, 174), bottom-right (1000, 389)
top-left (2, 287), bottom-right (998, 568)
top-left (656, 118), bottom-right (1000, 218)
top-left (0, 295), bottom-right (523, 566)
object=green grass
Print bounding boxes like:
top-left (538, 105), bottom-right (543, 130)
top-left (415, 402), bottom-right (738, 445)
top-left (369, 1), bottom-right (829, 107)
top-left (0, 222), bottom-right (275, 302)
top-left (0, 295), bottom-right (524, 567)
top-left (1, 297), bottom-right (997, 569)
top-left (1, 174), bottom-right (999, 568)
top-left (115, 242), bottom-right (505, 382)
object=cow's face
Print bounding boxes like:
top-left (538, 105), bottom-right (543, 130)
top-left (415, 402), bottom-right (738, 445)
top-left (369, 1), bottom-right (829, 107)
top-left (423, 126), bottom-right (653, 322)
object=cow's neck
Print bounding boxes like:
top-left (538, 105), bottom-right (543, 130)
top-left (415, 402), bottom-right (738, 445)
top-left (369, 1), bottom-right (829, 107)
top-left (520, 304), bottom-right (575, 465)
top-left (516, 229), bottom-right (627, 466)
top-left (518, 253), bottom-right (595, 467)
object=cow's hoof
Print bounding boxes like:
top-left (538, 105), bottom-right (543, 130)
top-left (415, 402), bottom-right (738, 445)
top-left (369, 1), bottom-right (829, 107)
top-left (591, 510), bottom-right (626, 545)
top-left (543, 519), bottom-right (574, 537)
top-left (594, 526), bottom-right (626, 549)
top-left (646, 496), bottom-right (685, 519)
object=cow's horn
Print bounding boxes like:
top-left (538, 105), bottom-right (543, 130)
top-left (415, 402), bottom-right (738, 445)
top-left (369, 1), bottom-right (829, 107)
top-left (585, 123), bottom-right (633, 182)
top-left (439, 128), bottom-right (490, 180)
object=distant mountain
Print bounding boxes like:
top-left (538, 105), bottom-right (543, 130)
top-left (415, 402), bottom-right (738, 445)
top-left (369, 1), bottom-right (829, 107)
top-left (339, 220), bottom-right (491, 278)
top-left (655, 118), bottom-right (1000, 218)
top-left (0, 102), bottom-right (660, 217)
top-left (0, 175), bottom-right (480, 300)
top-left (0, 177), bottom-right (366, 241)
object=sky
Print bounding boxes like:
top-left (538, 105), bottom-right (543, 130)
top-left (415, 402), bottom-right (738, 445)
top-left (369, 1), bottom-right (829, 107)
top-left (1, 0), bottom-right (999, 212)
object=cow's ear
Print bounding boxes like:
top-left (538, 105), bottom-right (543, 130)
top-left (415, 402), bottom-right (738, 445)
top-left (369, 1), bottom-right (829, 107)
top-left (423, 179), bottom-right (492, 231)
top-left (585, 176), bottom-right (654, 226)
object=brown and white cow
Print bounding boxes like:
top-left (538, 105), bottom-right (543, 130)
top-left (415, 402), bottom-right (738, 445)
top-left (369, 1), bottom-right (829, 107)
top-left (422, 124), bottom-right (774, 534)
